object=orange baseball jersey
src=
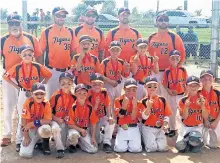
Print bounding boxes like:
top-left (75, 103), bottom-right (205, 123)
top-left (71, 53), bottom-right (102, 86)
top-left (40, 24), bottom-right (74, 69)
top-left (199, 88), bottom-right (220, 120)
top-left (148, 31), bottom-right (185, 71)
top-left (114, 95), bottom-right (142, 125)
top-left (162, 66), bottom-right (188, 95)
top-left (50, 89), bottom-right (76, 119)
top-left (130, 55), bottom-right (154, 82)
top-left (1, 32), bottom-right (42, 71)
top-left (3, 61), bottom-right (52, 91)
top-left (87, 88), bottom-right (110, 119)
top-left (73, 24), bottom-right (105, 57)
top-left (100, 57), bottom-right (129, 81)
top-left (179, 94), bottom-right (210, 126)
top-left (140, 96), bottom-right (172, 127)
top-left (105, 26), bottom-right (141, 62)
top-left (66, 102), bottom-right (98, 128)
top-left (22, 97), bottom-right (52, 123)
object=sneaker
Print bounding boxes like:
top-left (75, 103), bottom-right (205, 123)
top-left (42, 138), bottom-right (51, 155)
top-left (103, 144), bottom-right (113, 153)
top-left (56, 150), bottom-right (64, 158)
top-left (168, 130), bottom-right (176, 138)
top-left (69, 145), bottom-right (77, 153)
top-left (16, 144), bottom-right (21, 152)
top-left (1, 138), bottom-right (11, 147)
top-left (34, 142), bottom-right (43, 150)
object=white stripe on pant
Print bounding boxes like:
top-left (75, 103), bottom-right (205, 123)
top-left (114, 126), bottom-right (142, 153)
top-left (204, 121), bottom-right (220, 148)
top-left (19, 124), bottom-right (52, 158)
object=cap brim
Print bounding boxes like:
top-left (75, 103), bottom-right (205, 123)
top-left (91, 80), bottom-right (104, 83)
top-left (170, 54), bottom-right (180, 57)
top-left (187, 81), bottom-right (200, 85)
top-left (109, 46), bottom-right (122, 50)
top-left (200, 73), bottom-right (214, 78)
top-left (33, 90), bottom-right (46, 94)
top-left (145, 81), bottom-right (158, 85)
top-left (75, 88), bottom-right (88, 92)
top-left (80, 39), bottom-right (92, 43)
top-left (21, 48), bottom-right (34, 54)
top-left (137, 43), bottom-right (148, 47)
top-left (7, 19), bottom-right (21, 23)
top-left (60, 77), bottom-right (73, 81)
top-left (125, 84), bottom-right (138, 88)
top-left (119, 11), bottom-right (130, 15)
top-left (55, 10), bottom-right (68, 15)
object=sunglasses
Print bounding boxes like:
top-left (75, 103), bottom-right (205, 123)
top-left (55, 14), bottom-right (66, 18)
top-left (158, 18), bottom-right (169, 22)
top-left (34, 92), bottom-right (45, 96)
top-left (22, 53), bottom-right (33, 57)
top-left (8, 22), bottom-right (20, 26)
top-left (86, 14), bottom-right (97, 18)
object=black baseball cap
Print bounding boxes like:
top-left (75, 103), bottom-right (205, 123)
top-left (118, 7), bottom-right (130, 15)
top-left (19, 45), bottom-right (34, 54)
top-left (156, 13), bottom-right (169, 21)
top-left (79, 35), bottom-right (92, 43)
top-left (7, 14), bottom-right (21, 23)
top-left (52, 7), bottom-right (68, 15)
top-left (124, 78), bottom-right (138, 88)
top-left (186, 76), bottom-right (200, 85)
top-left (75, 84), bottom-right (89, 92)
top-left (32, 82), bottom-right (46, 94)
top-left (90, 73), bottom-right (104, 83)
top-left (84, 7), bottom-right (98, 16)
top-left (109, 41), bottom-right (122, 50)
top-left (200, 70), bottom-right (214, 78)
top-left (169, 50), bottom-right (180, 57)
top-left (59, 72), bottom-right (73, 81)
top-left (136, 38), bottom-right (148, 47)
top-left (144, 76), bottom-right (158, 85)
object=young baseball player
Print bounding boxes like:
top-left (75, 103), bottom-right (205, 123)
top-left (141, 76), bottom-right (172, 152)
top-left (199, 70), bottom-right (220, 148)
top-left (2, 44), bottom-right (52, 152)
top-left (101, 41), bottom-right (130, 106)
top-left (66, 84), bottom-right (99, 153)
top-left (162, 50), bottom-right (188, 137)
top-left (71, 35), bottom-right (102, 87)
top-left (114, 78), bottom-right (142, 153)
top-left (130, 38), bottom-right (159, 100)
top-left (50, 72), bottom-right (76, 158)
top-left (87, 73), bottom-right (115, 153)
top-left (176, 76), bottom-right (210, 153)
top-left (19, 82), bottom-right (52, 158)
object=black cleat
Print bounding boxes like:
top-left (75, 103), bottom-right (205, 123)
top-left (16, 144), bottom-right (21, 152)
top-left (42, 138), bottom-right (51, 155)
top-left (56, 150), bottom-right (64, 158)
top-left (103, 144), bottom-right (113, 153)
top-left (69, 145), bottom-right (77, 153)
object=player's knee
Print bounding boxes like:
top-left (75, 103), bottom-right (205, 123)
top-left (128, 144), bottom-right (142, 153)
top-left (157, 141), bottom-right (168, 151)
top-left (38, 125), bottom-right (52, 138)
top-left (114, 144), bottom-right (128, 153)
top-left (87, 146), bottom-right (98, 154)
top-left (19, 149), bottom-right (33, 158)
top-left (144, 140), bottom-right (157, 152)
top-left (52, 126), bottom-right (61, 135)
top-left (68, 133), bottom-right (79, 146)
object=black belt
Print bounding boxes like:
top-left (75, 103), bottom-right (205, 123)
top-left (138, 81), bottom-right (145, 85)
top-left (47, 66), bottom-right (70, 72)
top-left (185, 124), bottom-right (199, 127)
top-left (117, 80), bottom-right (122, 84)
top-left (159, 70), bottom-right (165, 72)
top-left (120, 124), bottom-right (137, 127)
top-left (20, 88), bottom-right (29, 91)
top-left (82, 127), bottom-right (87, 130)
top-left (145, 125), bottom-right (161, 129)
top-left (177, 92), bottom-right (184, 95)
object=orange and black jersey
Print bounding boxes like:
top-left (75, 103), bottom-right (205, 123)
top-left (105, 26), bottom-right (141, 62)
top-left (162, 66), bottom-right (188, 95)
top-left (3, 61), bottom-right (52, 91)
top-left (40, 24), bottom-right (74, 69)
top-left (50, 89), bottom-right (76, 119)
top-left (199, 88), bottom-right (220, 120)
top-left (87, 88), bottom-right (111, 119)
top-left (73, 24), bottom-right (105, 57)
top-left (100, 57), bottom-right (129, 82)
top-left (1, 32), bottom-right (42, 71)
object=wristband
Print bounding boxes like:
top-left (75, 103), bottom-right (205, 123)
top-left (119, 109), bottom-right (127, 115)
top-left (34, 119), bottom-right (41, 127)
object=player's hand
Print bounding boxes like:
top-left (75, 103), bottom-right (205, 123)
top-left (153, 56), bottom-right (159, 63)
top-left (210, 120), bottom-right (219, 130)
top-left (80, 129), bottom-right (87, 137)
top-left (167, 88), bottom-right (173, 96)
top-left (185, 99), bottom-right (191, 108)
top-left (23, 136), bottom-right (31, 147)
top-left (56, 117), bottom-right (64, 125)
top-left (124, 61), bottom-right (130, 69)
top-left (132, 97), bottom-right (137, 109)
top-left (95, 97), bottom-right (101, 106)
top-left (23, 123), bottom-right (33, 132)
top-left (134, 54), bottom-right (139, 63)
top-left (122, 96), bottom-right (129, 109)
top-left (204, 120), bottom-right (211, 128)
top-left (91, 137), bottom-right (97, 147)
top-left (197, 95), bottom-right (205, 106)
top-left (108, 117), bottom-right (115, 125)
top-left (171, 90), bottom-right (177, 96)
top-left (162, 121), bottom-right (169, 131)
top-left (146, 97), bottom-right (153, 108)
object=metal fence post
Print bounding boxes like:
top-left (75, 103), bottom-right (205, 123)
top-left (210, 0), bottom-right (219, 78)
top-left (22, 0), bottom-right (28, 31)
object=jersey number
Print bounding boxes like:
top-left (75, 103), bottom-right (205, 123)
top-left (161, 48), bottom-right (168, 55)
top-left (64, 43), bottom-right (70, 50)
top-left (196, 115), bottom-right (202, 121)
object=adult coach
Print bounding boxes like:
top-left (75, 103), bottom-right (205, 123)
top-left (148, 13), bottom-right (185, 96)
top-left (1, 14), bottom-right (41, 147)
top-left (39, 7), bottom-right (75, 98)
top-left (105, 8), bottom-right (141, 62)
top-left (73, 7), bottom-right (105, 61)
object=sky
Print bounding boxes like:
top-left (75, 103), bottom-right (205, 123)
top-left (1, 0), bottom-right (212, 17)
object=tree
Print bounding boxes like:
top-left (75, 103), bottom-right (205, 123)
top-left (131, 7), bottom-right (141, 19)
top-left (176, 6), bottom-right (182, 10)
top-left (0, 8), bottom-right (8, 20)
top-left (143, 9), bottom-right (156, 19)
top-left (100, 0), bottom-right (117, 16)
top-left (72, 3), bottom-right (88, 21)
top-left (83, 0), bottom-right (105, 7)
top-left (194, 9), bottom-right (202, 16)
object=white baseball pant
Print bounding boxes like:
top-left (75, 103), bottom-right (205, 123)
top-left (142, 126), bottom-right (168, 152)
top-left (2, 78), bottom-right (18, 138)
top-left (137, 82), bottom-right (147, 100)
top-left (19, 124), bottom-right (52, 158)
top-left (114, 126), bottom-right (142, 153)
top-left (68, 128), bottom-right (98, 153)
top-left (204, 121), bottom-right (220, 148)
top-left (96, 116), bottom-right (115, 145)
top-left (51, 121), bottom-right (68, 150)
top-left (166, 94), bottom-right (183, 131)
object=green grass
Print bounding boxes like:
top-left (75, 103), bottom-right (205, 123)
top-left (1, 23), bottom-right (211, 43)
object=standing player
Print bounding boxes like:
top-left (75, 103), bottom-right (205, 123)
top-left (1, 14), bottom-right (42, 147)
top-left (162, 50), bottom-right (188, 137)
top-left (71, 35), bottom-right (102, 87)
top-left (148, 13), bottom-right (185, 96)
top-left (2, 45), bottom-right (52, 152)
top-left (50, 72), bottom-right (76, 158)
top-left (39, 7), bottom-right (75, 99)
top-left (73, 7), bottom-right (105, 61)
top-left (130, 38), bottom-right (159, 100)
top-left (105, 8), bottom-right (141, 62)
